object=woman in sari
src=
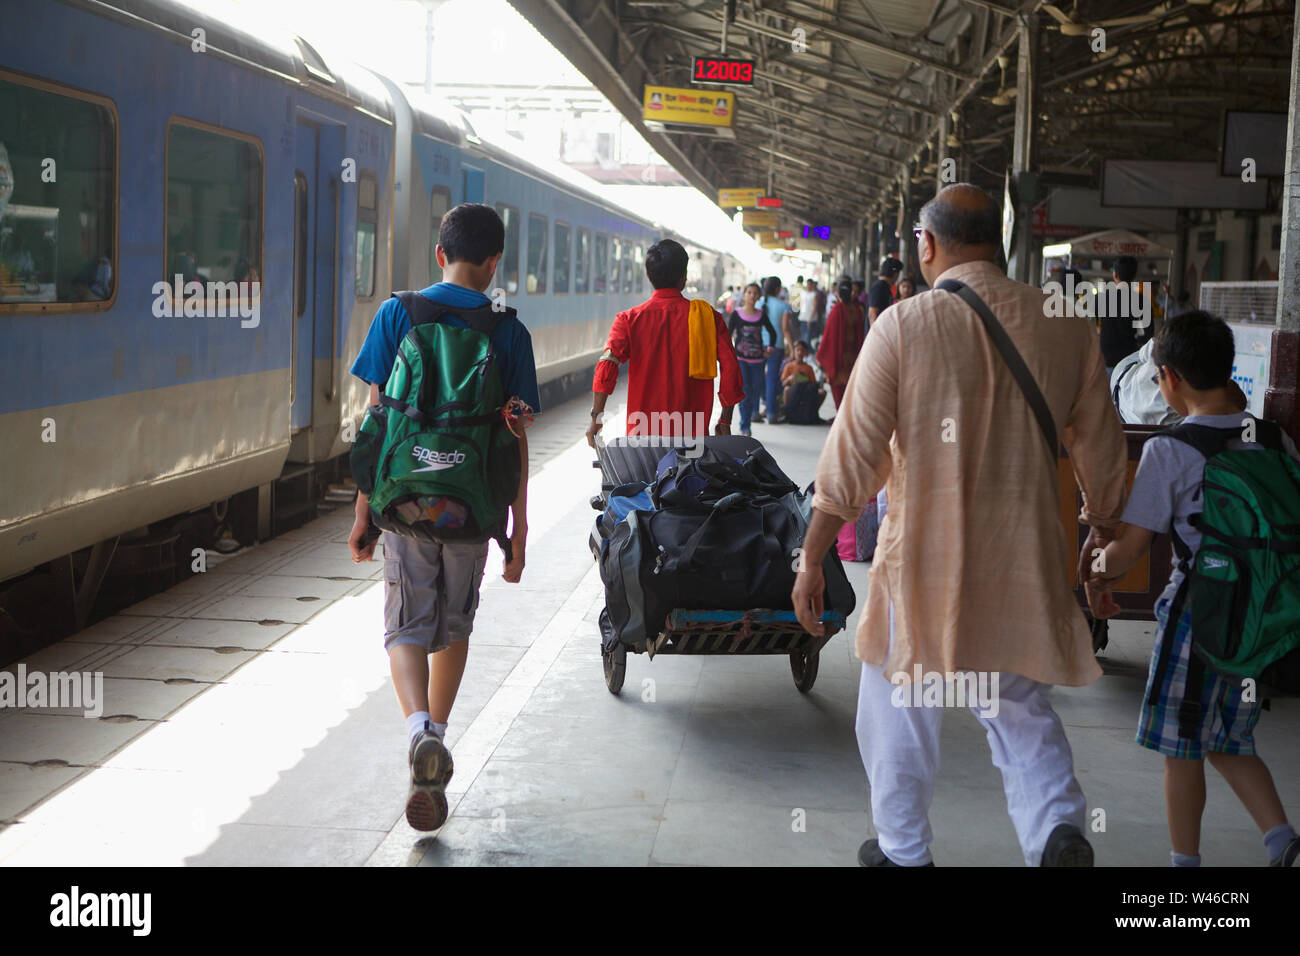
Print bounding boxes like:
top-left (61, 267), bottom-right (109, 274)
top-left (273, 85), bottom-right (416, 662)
top-left (816, 277), bottom-right (866, 408)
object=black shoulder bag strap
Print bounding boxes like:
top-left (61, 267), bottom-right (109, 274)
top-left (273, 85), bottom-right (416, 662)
top-left (937, 279), bottom-right (1058, 463)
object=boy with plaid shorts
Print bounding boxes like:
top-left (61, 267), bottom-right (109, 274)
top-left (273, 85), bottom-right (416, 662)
top-left (1086, 311), bottom-right (1299, 867)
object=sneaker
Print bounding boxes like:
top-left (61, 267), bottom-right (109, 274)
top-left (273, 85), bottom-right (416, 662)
top-left (857, 838), bottom-right (935, 867)
top-left (1040, 823), bottom-right (1094, 867)
top-left (1270, 835), bottom-right (1300, 867)
top-left (405, 725), bottom-right (454, 832)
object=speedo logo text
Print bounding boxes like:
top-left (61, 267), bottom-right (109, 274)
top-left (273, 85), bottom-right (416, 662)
top-left (411, 446), bottom-right (466, 471)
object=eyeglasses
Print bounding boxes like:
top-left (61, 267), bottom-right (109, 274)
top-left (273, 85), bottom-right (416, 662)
top-left (912, 223), bottom-right (924, 240)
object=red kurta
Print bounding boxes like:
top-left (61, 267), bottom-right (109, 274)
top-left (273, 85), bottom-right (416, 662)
top-left (593, 288), bottom-right (745, 436)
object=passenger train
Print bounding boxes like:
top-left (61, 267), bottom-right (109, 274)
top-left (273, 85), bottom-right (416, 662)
top-left (0, 0), bottom-right (746, 642)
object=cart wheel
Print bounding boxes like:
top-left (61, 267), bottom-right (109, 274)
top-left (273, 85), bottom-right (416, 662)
top-left (790, 648), bottom-right (819, 693)
top-left (603, 644), bottom-right (627, 694)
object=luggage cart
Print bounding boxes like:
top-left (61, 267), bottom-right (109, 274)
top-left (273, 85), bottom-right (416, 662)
top-left (591, 435), bottom-right (847, 696)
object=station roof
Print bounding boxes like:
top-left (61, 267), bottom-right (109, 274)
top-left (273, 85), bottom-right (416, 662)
top-left (508, 0), bottom-right (1293, 243)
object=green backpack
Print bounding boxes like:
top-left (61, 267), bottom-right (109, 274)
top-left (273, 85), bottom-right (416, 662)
top-left (350, 291), bottom-right (521, 556)
top-left (1150, 420), bottom-right (1300, 729)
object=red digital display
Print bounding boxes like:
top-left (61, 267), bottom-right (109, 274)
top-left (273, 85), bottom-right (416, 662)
top-left (756, 197), bottom-right (783, 208)
top-left (691, 57), bottom-right (755, 86)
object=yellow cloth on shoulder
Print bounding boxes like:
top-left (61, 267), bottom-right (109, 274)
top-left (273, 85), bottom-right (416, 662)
top-left (687, 298), bottom-right (717, 380)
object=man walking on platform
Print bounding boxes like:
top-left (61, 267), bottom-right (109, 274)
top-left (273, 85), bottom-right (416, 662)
top-left (586, 239), bottom-right (743, 444)
top-left (793, 184), bottom-right (1129, 867)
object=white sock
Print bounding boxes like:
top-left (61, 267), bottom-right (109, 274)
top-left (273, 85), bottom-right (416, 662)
top-left (431, 721), bottom-right (448, 740)
top-left (406, 711), bottom-right (431, 743)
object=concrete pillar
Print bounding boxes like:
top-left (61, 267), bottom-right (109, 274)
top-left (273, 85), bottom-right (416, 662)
top-left (1266, 1), bottom-right (1300, 441)
top-left (897, 172), bottom-right (911, 274)
top-left (1008, 15), bottom-right (1037, 284)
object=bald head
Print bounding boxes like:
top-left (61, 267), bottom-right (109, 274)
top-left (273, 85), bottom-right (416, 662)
top-left (919, 184), bottom-right (1001, 253)
top-left (915, 183), bottom-right (1002, 285)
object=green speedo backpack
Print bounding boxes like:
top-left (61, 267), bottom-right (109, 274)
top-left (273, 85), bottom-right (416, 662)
top-left (350, 291), bottom-right (521, 557)
top-left (1149, 420), bottom-right (1300, 725)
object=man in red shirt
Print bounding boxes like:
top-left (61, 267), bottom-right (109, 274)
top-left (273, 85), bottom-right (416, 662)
top-left (585, 239), bottom-right (744, 444)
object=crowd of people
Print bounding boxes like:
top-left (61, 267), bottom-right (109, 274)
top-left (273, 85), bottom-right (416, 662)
top-left (346, 192), bottom-right (1297, 869)
top-left (712, 261), bottom-right (922, 433)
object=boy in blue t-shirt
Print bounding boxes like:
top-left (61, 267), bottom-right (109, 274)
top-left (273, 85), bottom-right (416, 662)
top-left (1085, 311), bottom-right (1298, 867)
top-left (347, 203), bottom-right (540, 832)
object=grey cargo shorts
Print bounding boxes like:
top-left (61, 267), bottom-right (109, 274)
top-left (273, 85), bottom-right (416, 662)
top-left (381, 532), bottom-right (490, 653)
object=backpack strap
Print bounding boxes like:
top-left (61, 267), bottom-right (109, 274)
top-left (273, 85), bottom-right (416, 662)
top-left (938, 279), bottom-right (1058, 464)
top-left (392, 291), bottom-right (515, 334)
top-left (1111, 359), bottom-right (1140, 422)
top-left (1158, 422), bottom-right (1236, 460)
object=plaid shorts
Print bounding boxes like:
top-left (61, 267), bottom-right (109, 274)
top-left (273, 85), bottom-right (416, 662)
top-left (1136, 595), bottom-right (1261, 759)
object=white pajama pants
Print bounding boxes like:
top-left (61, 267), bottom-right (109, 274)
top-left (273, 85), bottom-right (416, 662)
top-left (855, 634), bottom-right (1087, 866)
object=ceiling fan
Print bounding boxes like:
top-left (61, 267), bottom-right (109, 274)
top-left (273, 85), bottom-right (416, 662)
top-left (1042, 2), bottom-right (1162, 36)
top-left (986, 55), bottom-right (1016, 106)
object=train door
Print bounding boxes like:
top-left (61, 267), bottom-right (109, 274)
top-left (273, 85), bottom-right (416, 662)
top-left (292, 124), bottom-right (319, 432)
top-left (290, 120), bottom-right (340, 448)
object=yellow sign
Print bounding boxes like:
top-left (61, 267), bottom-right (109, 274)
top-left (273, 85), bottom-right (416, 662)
top-left (759, 233), bottom-right (788, 249)
top-left (642, 86), bottom-right (735, 128)
top-left (743, 210), bottom-right (779, 229)
top-left (718, 188), bottom-right (764, 208)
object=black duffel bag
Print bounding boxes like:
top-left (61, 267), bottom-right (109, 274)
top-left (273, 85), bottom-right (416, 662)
top-left (599, 488), bottom-right (855, 650)
top-left (652, 444), bottom-right (798, 509)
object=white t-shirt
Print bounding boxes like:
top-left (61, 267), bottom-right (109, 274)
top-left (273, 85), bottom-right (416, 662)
top-left (799, 289), bottom-right (818, 324)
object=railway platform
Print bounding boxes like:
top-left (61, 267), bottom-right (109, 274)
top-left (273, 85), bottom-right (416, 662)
top-left (1, 389), bottom-right (1296, 867)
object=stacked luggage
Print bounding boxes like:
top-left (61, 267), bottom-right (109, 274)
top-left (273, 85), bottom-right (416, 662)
top-left (589, 436), bottom-right (856, 694)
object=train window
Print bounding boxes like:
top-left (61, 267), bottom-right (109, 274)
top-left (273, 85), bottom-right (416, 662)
top-left (355, 169), bottom-right (377, 298)
top-left (0, 72), bottom-right (117, 310)
top-left (428, 186), bottom-right (451, 282)
top-left (634, 245), bottom-right (644, 293)
top-left (495, 203), bottom-right (519, 295)
top-left (610, 237), bottom-right (622, 296)
top-left (526, 212), bottom-right (547, 294)
top-left (621, 240), bottom-right (634, 294)
top-left (575, 228), bottom-right (590, 294)
top-left (593, 233), bottom-right (607, 294)
top-left (293, 172), bottom-right (307, 318)
top-left (165, 120), bottom-right (263, 294)
top-left (553, 221), bottom-right (570, 294)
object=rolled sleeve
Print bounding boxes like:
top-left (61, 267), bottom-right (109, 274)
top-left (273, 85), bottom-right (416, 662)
top-left (812, 315), bottom-right (899, 522)
top-left (593, 311), bottom-right (630, 395)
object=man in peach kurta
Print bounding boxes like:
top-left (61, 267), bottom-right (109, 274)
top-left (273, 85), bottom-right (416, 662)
top-left (793, 185), bottom-right (1128, 867)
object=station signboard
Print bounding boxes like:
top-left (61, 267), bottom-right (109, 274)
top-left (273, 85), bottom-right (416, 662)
top-left (691, 56), bottom-right (756, 86)
top-left (718, 188), bottom-right (764, 207)
top-left (743, 210), bottom-right (780, 229)
top-left (642, 86), bottom-right (735, 128)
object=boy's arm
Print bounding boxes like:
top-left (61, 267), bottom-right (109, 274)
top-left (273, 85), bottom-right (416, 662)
top-left (1084, 524), bottom-right (1155, 618)
top-left (503, 430), bottom-right (528, 583)
top-left (349, 383), bottom-right (383, 563)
